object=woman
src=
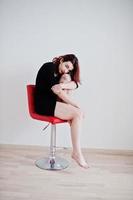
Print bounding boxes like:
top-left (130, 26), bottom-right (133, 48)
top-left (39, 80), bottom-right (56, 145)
top-left (35, 54), bottom-right (89, 169)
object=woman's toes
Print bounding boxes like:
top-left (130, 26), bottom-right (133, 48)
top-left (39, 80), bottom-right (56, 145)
top-left (71, 153), bottom-right (89, 169)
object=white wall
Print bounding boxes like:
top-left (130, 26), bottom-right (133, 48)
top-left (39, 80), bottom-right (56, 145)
top-left (0, 0), bottom-right (133, 150)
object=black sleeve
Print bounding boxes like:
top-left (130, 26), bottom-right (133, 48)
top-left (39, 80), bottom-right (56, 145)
top-left (35, 63), bottom-right (56, 93)
top-left (44, 66), bottom-right (57, 90)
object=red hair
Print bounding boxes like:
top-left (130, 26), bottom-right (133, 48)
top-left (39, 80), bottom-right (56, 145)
top-left (52, 54), bottom-right (81, 85)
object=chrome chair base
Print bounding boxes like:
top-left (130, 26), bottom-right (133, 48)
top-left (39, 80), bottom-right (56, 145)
top-left (35, 124), bottom-right (69, 170)
top-left (35, 156), bottom-right (69, 170)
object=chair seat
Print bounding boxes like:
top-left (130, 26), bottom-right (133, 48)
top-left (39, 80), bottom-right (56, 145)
top-left (30, 112), bottom-right (67, 124)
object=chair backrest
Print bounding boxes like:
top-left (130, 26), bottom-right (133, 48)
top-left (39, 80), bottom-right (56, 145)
top-left (26, 84), bottom-right (67, 124)
top-left (27, 85), bottom-right (36, 117)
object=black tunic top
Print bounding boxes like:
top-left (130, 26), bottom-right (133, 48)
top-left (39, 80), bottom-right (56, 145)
top-left (35, 62), bottom-right (61, 116)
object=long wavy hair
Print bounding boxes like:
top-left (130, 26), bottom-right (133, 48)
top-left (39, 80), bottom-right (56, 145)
top-left (52, 54), bottom-right (81, 85)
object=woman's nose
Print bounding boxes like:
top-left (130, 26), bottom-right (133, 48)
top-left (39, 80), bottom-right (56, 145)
top-left (64, 69), bottom-right (68, 74)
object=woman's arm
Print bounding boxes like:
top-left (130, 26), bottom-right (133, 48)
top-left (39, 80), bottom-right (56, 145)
top-left (60, 81), bottom-right (78, 90)
top-left (51, 86), bottom-right (80, 108)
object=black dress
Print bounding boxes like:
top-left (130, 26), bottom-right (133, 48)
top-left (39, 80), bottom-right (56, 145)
top-left (35, 62), bottom-right (61, 116)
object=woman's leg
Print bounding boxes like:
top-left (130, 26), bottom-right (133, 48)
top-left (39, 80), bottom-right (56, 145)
top-left (58, 73), bottom-right (72, 102)
top-left (54, 101), bottom-right (89, 168)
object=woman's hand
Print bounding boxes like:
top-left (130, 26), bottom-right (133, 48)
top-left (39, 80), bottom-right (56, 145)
top-left (51, 85), bottom-right (83, 112)
top-left (51, 84), bottom-right (62, 94)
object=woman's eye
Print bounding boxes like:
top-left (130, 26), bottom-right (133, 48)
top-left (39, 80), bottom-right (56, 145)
top-left (65, 65), bottom-right (69, 69)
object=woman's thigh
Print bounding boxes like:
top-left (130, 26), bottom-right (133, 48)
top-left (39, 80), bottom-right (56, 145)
top-left (54, 101), bottom-right (81, 120)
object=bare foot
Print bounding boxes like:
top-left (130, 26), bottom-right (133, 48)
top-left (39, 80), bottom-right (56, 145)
top-left (71, 153), bottom-right (89, 169)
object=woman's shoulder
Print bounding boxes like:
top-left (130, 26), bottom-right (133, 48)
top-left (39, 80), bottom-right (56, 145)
top-left (41, 62), bottom-right (55, 69)
top-left (37, 62), bottom-right (55, 73)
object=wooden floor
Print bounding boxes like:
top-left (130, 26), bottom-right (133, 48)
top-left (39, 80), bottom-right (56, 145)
top-left (0, 144), bottom-right (133, 200)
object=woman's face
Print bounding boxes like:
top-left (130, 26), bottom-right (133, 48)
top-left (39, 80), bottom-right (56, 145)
top-left (59, 61), bottom-right (74, 74)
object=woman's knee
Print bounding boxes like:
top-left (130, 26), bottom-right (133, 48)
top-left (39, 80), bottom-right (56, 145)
top-left (59, 73), bottom-right (71, 83)
top-left (54, 101), bottom-right (84, 121)
top-left (73, 108), bottom-right (84, 120)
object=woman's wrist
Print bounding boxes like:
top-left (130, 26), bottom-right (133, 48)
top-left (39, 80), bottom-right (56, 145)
top-left (59, 83), bottom-right (64, 89)
top-left (59, 82), bottom-right (75, 90)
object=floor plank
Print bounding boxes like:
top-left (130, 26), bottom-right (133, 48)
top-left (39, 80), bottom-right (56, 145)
top-left (0, 144), bottom-right (133, 200)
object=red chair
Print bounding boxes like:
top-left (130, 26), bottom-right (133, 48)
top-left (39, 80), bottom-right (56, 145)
top-left (27, 85), bottom-right (69, 170)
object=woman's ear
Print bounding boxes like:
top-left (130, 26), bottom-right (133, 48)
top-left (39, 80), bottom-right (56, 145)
top-left (60, 58), bottom-right (64, 63)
